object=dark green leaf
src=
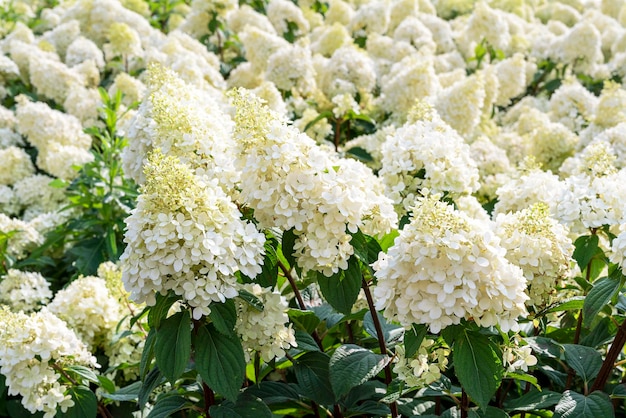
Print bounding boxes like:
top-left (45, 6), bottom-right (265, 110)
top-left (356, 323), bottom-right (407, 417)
top-left (441, 324), bottom-right (464, 346)
top-left (329, 344), bottom-right (390, 398)
top-left (611, 383), bottom-right (626, 399)
top-left (311, 304), bottom-right (344, 328)
top-left (346, 147), bottom-right (374, 163)
top-left (288, 308), bottom-right (321, 333)
top-left (140, 328), bottom-right (156, 380)
top-left (573, 235), bottom-right (599, 271)
top-left (66, 365), bottom-right (99, 384)
top-left (504, 389), bottom-right (562, 412)
top-left (294, 351), bottom-right (335, 405)
top-left (244, 382), bottom-right (302, 404)
top-left (363, 311), bottom-right (403, 343)
top-left (546, 297), bottom-right (585, 313)
top-left (96, 375), bottom-right (116, 394)
top-left (351, 230), bottom-right (382, 267)
top-left (139, 367), bottom-right (164, 409)
top-left (209, 299), bottom-right (237, 335)
top-left (238, 288), bottom-right (264, 311)
top-left (294, 330), bottom-right (321, 352)
top-left (580, 316), bottom-right (616, 348)
top-left (100, 381), bottom-right (141, 401)
top-left (281, 228), bottom-right (298, 269)
top-left (210, 393), bottom-right (273, 418)
top-left (583, 275), bottom-right (623, 326)
top-left (146, 395), bottom-right (188, 418)
top-left (345, 400), bottom-right (391, 417)
top-left (65, 386), bottom-right (97, 418)
top-left (303, 110), bottom-right (334, 133)
top-left (148, 294), bottom-right (179, 329)
top-left (453, 331), bottom-right (503, 410)
top-left (316, 256), bottom-right (362, 315)
top-left (405, 324), bottom-right (428, 358)
top-left (67, 238), bottom-right (106, 276)
top-left (470, 406), bottom-right (510, 418)
top-left (154, 310), bottom-right (191, 383)
top-left (562, 344), bottom-right (602, 384)
top-left (554, 390), bottom-right (614, 418)
top-left (256, 239), bottom-right (278, 288)
top-left (195, 323), bottom-right (246, 401)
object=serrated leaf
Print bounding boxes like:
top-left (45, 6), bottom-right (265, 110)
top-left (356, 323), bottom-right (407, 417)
top-left (140, 328), bottom-right (156, 380)
top-left (329, 344), bottom-right (390, 399)
top-left (139, 367), bottom-right (164, 408)
top-left (68, 238), bottom-right (106, 276)
top-left (453, 332), bottom-right (503, 410)
top-left (554, 390), bottom-right (614, 418)
top-left (154, 310), bottom-right (191, 383)
top-left (294, 330), bottom-right (321, 351)
top-left (546, 297), bottom-right (585, 313)
top-left (96, 375), bottom-right (116, 394)
top-left (470, 406), bottom-right (510, 418)
top-left (238, 289), bottom-right (264, 311)
top-left (583, 276), bottom-right (622, 326)
top-left (573, 235), bottom-right (599, 271)
top-left (244, 382), bottom-right (302, 404)
top-left (562, 344), bottom-right (602, 384)
top-left (148, 294), bottom-right (179, 328)
top-left (209, 299), bottom-right (237, 335)
top-left (288, 308), bottom-right (321, 333)
top-left (363, 310), bottom-right (403, 343)
top-left (346, 400), bottom-right (391, 416)
top-left (66, 365), bottom-right (98, 384)
top-left (316, 256), bottom-right (361, 315)
top-left (504, 389), bottom-right (562, 412)
top-left (146, 395), bottom-right (187, 418)
top-left (256, 240), bottom-right (278, 288)
top-left (404, 324), bottom-right (428, 358)
top-left (65, 386), bottom-right (97, 418)
top-left (195, 323), bottom-right (246, 401)
top-left (346, 146), bottom-right (374, 163)
top-left (211, 393), bottom-right (273, 418)
top-left (100, 381), bottom-right (141, 401)
top-left (350, 230), bottom-right (382, 267)
top-left (281, 228), bottom-right (298, 269)
top-left (611, 383), bottom-right (626, 399)
top-left (294, 351), bottom-right (335, 405)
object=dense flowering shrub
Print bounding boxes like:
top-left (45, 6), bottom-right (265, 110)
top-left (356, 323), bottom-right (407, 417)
top-left (1, 0), bottom-right (626, 417)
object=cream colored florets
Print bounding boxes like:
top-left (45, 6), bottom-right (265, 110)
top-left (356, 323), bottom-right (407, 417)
top-left (0, 269), bottom-right (52, 313)
top-left (373, 194), bottom-right (528, 334)
top-left (393, 339), bottom-right (449, 388)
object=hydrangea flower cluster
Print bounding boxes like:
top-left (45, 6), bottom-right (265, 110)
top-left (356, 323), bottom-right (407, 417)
top-left (121, 150), bottom-right (266, 319)
top-left (0, 269), bottom-right (52, 313)
top-left (0, 307), bottom-right (98, 418)
top-left (494, 203), bottom-right (574, 310)
top-left (502, 336), bottom-right (538, 373)
top-left (373, 194), bottom-right (528, 333)
top-left (230, 89), bottom-right (397, 276)
top-left (47, 274), bottom-right (122, 350)
top-left (379, 105), bottom-right (480, 215)
top-left (235, 283), bottom-right (297, 362)
top-left (393, 339), bottom-right (449, 388)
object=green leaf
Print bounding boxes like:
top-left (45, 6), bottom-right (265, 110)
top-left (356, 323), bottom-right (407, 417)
top-left (329, 344), bottom-right (390, 399)
top-left (316, 256), bottom-right (362, 315)
top-left (96, 375), bottom-right (116, 394)
top-left (209, 299), bottom-right (237, 335)
top-left (146, 395), bottom-right (188, 418)
top-left (245, 382), bottom-right (302, 404)
top-left (139, 367), bottom-right (164, 409)
top-left (405, 324), bottom-right (428, 358)
top-left (350, 230), bottom-right (382, 267)
top-left (346, 146), bottom-right (374, 163)
top-left (470, 406), bottom-right (510, 418)
top-left (294, 351), bottom-right (335, 405)
top-left (210, 393), bottom-right (273, 418)
top-left (583, 275), bottom-right (623, 326)
top-left (503, 372), bottom-right (539, 390)
top-left (256, 239), bottom-right (278, 288)
top-left (288, 308), bottom-right (321, 333)
top-left (100, 381), bottom-right (141, 401)
top-left (140, 328), bottom-right (156, 380)
top-left (303, 110), bottom-right (334, 133)
top-left (453, 331), bottom-right (503, 410)
top-left (195, 323), bottom-right (246, 401)
top-left (67, 238), bottom-right (106, 276)
top-left (554, 390), bottom-right (614, 418)
top-left (65, 386), bottom-right (97, 418)
top-left (154, 310), bottom-right (191, 383)
top-left (378, 230), bottom-right (399, 252)
top-left (66, 365), bottom-right (99, 384)
top-left (295, 330), bottom-right (321, 351)
top-left (562, 344), bottom-right (602, 384)
top-left (546, 297), bottom-right (585, 313)
top-left (238, 288), bottom-right (264, 311)
top-left (345, 400), bottom-right (391, 416)
top-left (363, 311), bottom-right (403, 343)
top-left (281, 228), bottom-right (298, 269)
top-left (148, 294), bottom-right (179, 329)
top-left (573, 235), bottom-right (599, 271)
top-left (611, 383), bottom-right (626, 399)
top-left (504, 389), bottom-right (562, 412)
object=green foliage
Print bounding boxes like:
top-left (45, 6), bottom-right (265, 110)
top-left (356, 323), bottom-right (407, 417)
top-left (154, 310), bottom-right (192, 383)
top-left (329, 344), bottom-right (390, 398)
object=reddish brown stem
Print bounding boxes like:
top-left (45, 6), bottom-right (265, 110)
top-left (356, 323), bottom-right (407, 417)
top-left (591, 318), bottom-right (626, 393)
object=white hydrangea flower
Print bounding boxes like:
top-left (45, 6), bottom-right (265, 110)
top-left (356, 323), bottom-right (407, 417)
top-left (373, 194), bottom-right (528, 334)
top-left (0, 269), bottom-right (52, 313)
top-left (550, 21), bottom-right (603, 75)
top-left (549, 79), bottom-right (597, 133)
top-left (239, 25), bottom-right (290, 72)
top-left (435, 72), bottom-right (486, 137)
top-left (319, 44), bottom-right (377, 99)
top-left (65, 36), bottom-right (105, 69)
top-left (469, 135), bottom-right (514, 202)
top-left (231, 89), bottom-right (397, 276)
top-left (379, 106), bottom-right (480, 215)
top-left (610, 225), bottom-right (626, 271)
top-left (349, 0), bottom-right (390, 38)
top-left (266, 0), bottom-right (310, 36)
top-left (29, 54), bottom-right (85, 104)
top-left (495, 203), bottom-right (574, 310)
top-left (493, 53), bottom-right (528, 107)
top-left (122, 64), bottom-right (239, 195)
top-left (502, 336), bottom-right (537, 373)
top-left (235, 283), bottom-right (297, 362)
top-left (595, 123), bottom-right (626, 169)
top-left (0, 146), bottom-right (35, 186)
top-left (266, 41), bottom-right (317, 95)
top-left (393, 339), bottom-right (449, 388)
top-left (0, 214), bottom-right (43, 259)
top-left (121, 151), bottom-right (266, 319)
top-left (594, 81), bottom-right (626, 128)
top-left (48, 275), bottom-right (123, 350)
top-left (0, 307), bottom-right (98, 418)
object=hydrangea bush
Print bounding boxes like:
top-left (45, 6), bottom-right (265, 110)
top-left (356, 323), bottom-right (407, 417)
top-left (1, 0), bottom-right (626, 417)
